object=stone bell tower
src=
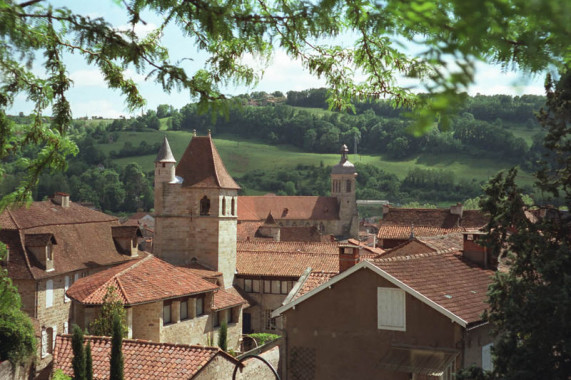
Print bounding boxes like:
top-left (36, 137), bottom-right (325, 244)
top-left (331, 144), bottom-right (358, 238)
top-left (153, 132), bottom-right (240, 288)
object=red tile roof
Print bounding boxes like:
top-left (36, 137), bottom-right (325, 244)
top-left (294, 271), bottom-right (337, 300)
top-left (0, 200), bottom-right (144, 280)
top-left (67, 256), bottom-right (218, 305)
top-left (238, 196), bottom-right (340, 221)
top-left (175, 135), bottom-right (240, 189)
top-left (237, 241), bottom-right (338, 255)
top-left (212, 287), bottom-right (248, 310)
top-left (237, 251), bottom-right (338, 277)
top-left (378, 208), bottom-right (488, 240)
top-left (53, 335), bottom-right (239, 380)
top-left (372, 249), bottom-right (494, 324)
top-left (381, 240), bottom-right (436, 259)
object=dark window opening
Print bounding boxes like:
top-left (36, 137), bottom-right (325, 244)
top-left (200, 196), bottom-right (210, 215)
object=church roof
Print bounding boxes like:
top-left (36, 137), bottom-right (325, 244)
top-left (154, 136), bottom-right (176, 163)
top-left (238, 196), bottom-right (340, 221)
top-left (175, 134), bottom-right (240, 189)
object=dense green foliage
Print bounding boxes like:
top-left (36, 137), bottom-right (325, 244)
top-left (218, 321), bottom-right (228, 352)
top-left (86, 342), bottom-right (93, 380)
top-left (0, 243), bottom-right (36, 364)
top-left (53, 369), bottom-right (72, 380)
top-left (480, 73), bottom-right (570, 379)
top-left (247, 333), bottom-right (280, 346)
top-left (72, 325), bottom-right (86, 380)
top-left (89, 286), bottom-right (128, 337)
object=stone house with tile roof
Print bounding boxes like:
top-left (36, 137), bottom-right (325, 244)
top-left (53, 334), bottom-right (241, 380)
top-left (377, 204), bottom-right (488, 249)
top-left (273, 235), bottom-right (496, 380)
top-left (237, 144), bottom-right (359, 239)
top-left (66, 255), bottom-right (246, 350)
top-left (0, 194), bottom-right (144, 372)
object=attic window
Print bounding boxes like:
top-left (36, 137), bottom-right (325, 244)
top-left (200, 196), bottom-right (210, 215)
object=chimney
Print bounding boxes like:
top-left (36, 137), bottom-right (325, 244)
top-left (462, 232), bottom-right (491, 268)
top-left (339, 244), bottom-right (360, 272)
top-left (450, 202), bottom-right (463, 218)
top-left (382, 204), bottom-right (390, 217)
top-left (53, 192), bottom-right (70, 208)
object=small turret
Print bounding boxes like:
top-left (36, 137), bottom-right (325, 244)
top-left (331, 144), bottom-right (358, 238)
top-left (154, 136), bottom-right (177, 184)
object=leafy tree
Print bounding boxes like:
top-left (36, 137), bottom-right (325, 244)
top-left (72, 325), bottom-right (86, 380)
top-left (89, 286), bottom-right (127, 337)
top-left (52, 369), bottom-right (72, 380)
top-left (0, 243), bottom-right (36, 365)
top-left (110, 313), bottom-right (124, 380)
top-left (480, 72), bottom-right (570, 379)
top-left (218, 321), bottom-right (228, 351)
top-left (1, 0), bottom-right (570, 206)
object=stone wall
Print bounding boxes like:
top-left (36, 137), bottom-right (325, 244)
top-left (12, 280), bottom-right (36, 318)
top-left (235, 346), bottom-right (281, 380)
top-left (131, 302), bottom-right (161, 342)
top-left (193, 354), bottom-right (238, 380)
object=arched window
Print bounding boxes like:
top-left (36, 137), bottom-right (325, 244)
top-left (346, 180), bottom-right (351, 192)
top-left (231, 197), bottom-right (235, 216)
top-left (200, 196), bottom-right (210, 215)
top-left (221, 197), bottom-right (226, 215)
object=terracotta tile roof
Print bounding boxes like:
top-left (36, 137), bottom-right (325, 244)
top-left (372, 250), bottom-right (494, 324)
top-left (237, 251), bottom-right (338, 277)
top-left (0, 201), bottom-right (144, 280)
top-left (378, 208), bottom-right (488, 240)
top-left (381, 240), bottom-right (436, 259)
top-left (237, 221), bottom-right (265, 241)
top-left (237, 241), bottom-right (338, 255)
top-left (417, 234), bottom-right (464, 252)
top-left (347, 238), bottom-right (385, 256)
top-left (294, 271), bottom-right (338, 300)
top-left (67, 256), bottom-right (218, 306)
top-left (280, 227), bottom-right (329, 242)
top-left (212, 286), bottom-right (248, 310)
top-left (175, 135), bottom-right (240, 189)
top-left (185, 263), bottom-right (222, 280)
top-left (54, 335), bottom-right (239, 380)
top-left (238, 196), bottom-right (340, 221)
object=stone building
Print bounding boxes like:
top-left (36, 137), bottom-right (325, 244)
top-left (0, 194), bottom-right (143, 372)
top-left (66, 255), bottom-right (245, 350)
top-left (238, 144), bottom-right (359, 239)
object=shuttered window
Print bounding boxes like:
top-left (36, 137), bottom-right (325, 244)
top-left (64, 276), bottom-right (70, 302)
top-left (46, 280), bottom-right (54, 308)
top-left (377, 287), bottom-right (406, 331)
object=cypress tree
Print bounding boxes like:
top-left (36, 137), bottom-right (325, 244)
top-left (71, 325), bottom-right (86, 380)
top-left (85, 341), bottom-right (93, 380)
top-left (218, 321), bottom-right (228, 352)
top-left (109, 314), bottom-right (124, 380)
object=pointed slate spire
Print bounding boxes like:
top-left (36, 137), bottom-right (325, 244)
top-left (155, 136), bottom-right (176, 163)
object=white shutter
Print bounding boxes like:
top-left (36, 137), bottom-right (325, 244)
top-left (41, 329), bottom-right (48, 357)
top-left (377, 287), bottom-right (406, 331)
top-left (482, 343), bottom-right (493, 371)
top-left (74, 273), bottom-right (79, 282)
top-left (46, 280), bottom-right (54, 308)
top-left (64, 276), bottom-right (70, 302)
top-left (63, 322), bottom-right (69, 334)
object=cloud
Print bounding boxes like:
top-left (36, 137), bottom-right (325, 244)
top-left (69, 69), bottom-right (106, 87)
top-left (71, 100), bottom-right (126, 119)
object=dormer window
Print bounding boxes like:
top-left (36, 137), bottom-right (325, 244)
top-left (25, 233), bottom-right (57, 271)
top-left (200, 196), bottom-right (210, 216)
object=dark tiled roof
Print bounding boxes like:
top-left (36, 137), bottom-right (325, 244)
top-left (238, 196), bottom-right (340, 221)
top-left (67, 256), bottom-right (218, 305)
top-left (372, 250), bottom-right (494, 324)
top-left (175, 135), bottom-right (240, 189)
top-left (24, 233), bottom-right (56, 246)
top-left (0, 201), bottom-right (144, 280)
top-left (377, 225), bottom-right (461, 240)
top-left (54, 335), bottom-right (239, 380)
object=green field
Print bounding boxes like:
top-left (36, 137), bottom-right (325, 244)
top-left (100, 130), bottom-right (534, 186)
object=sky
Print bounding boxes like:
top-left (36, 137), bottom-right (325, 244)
top-left (8, 1), bottom-right (548, 119)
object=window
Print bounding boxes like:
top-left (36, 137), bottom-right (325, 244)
top-left (42, 327), bottom-right (55, 357)
top-left (377, 287), bottom-right (406, 331)
top-left (264, 280), bottom-right (271, 294)
top-left (231, 197), bottom-right (235, 215)
top-left (213, 311), bottom-right (220, 327)
top-left (74, 273), bottom-right (80, 282)
top-left (200, 196), bottom-right (210, 215)
top-left (265, 309), bottom-right (276, 331)
top-left (271, 280), bottom-right (280, 294)
top-left (180, 299), bottom-right (189, 320)
top-left (281, 281), bottom-right (291, 294)
top-left (196, 297), bottom-right (204, 316)
top-left (46, 244), bottom-right (53, 261)
top-left (482, 343), bottom-right (493, 371)
top-left (221, 197), bottom-right (226, 215)
top-left (244, 279), bottom-right (253, 293)
top-left (226, 308), bottom-right (233, 324)
top-left (64, 276), bottom-right (70, 302)
top-left (252, 279), bottom-right (260, 292)
top-left (346, 179), bottom-right (351, 192)
top-left (63, 322), bottom-right (69, 334)
top-left (163, 301), bottom-right (172, 325)
top-left (46, 280), bottom-right (54, 308)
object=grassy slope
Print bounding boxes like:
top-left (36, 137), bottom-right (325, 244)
top-left (99, 130), bottom-right (534, 186)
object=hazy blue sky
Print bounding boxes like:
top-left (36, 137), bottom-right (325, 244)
top-left (9, 1), bottom-right (547, 118)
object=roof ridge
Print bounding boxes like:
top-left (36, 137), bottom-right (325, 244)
top-left (74, 334), bottom-right (224, 351)
top-left (114, 277), bottom-right (130, 304)
top-left (372, 249), bottom-right (446, 262)
top-left (208, 136), bottom-right (222, 188)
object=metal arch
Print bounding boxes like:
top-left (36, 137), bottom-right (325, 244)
top-left (232, 354), bottom-right (280, 380)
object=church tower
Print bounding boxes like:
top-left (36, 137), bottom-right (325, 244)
top-left (153, 132), bottom-right (240, 288)
top-left (331, 144), bottom-right (358, 238)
